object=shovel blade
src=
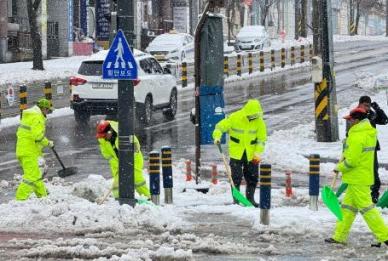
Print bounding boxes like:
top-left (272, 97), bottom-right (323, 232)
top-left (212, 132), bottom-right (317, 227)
top-left (377, 190), bottom-right (388, 208)
top-left (322, 186), bottom-right (343, 221)
top-left (58, 167), bottom-right (78, 178)
top-left (232, 187), bottom-right (254, 207)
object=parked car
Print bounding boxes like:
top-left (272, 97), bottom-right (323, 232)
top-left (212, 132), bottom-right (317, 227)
top-left (235, 25), bottom-right (270, 51)
top-left (224, 40), bottom-right (236, 54)
top-left (145, 32), bottom-right (194, 62)
top-left (69, 50), bottom-right (177, 125)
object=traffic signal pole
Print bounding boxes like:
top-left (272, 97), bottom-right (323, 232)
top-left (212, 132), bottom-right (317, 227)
top-left (117, 0), bottom-right (136, 206)
top-left (314, 0), bottom-right (339, 142)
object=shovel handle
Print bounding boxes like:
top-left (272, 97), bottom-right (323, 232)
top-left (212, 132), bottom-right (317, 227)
top-left (331, 171), bottom-right (339, 189)
top-left (51, 147), bottom-right (66, 170)
top-left (97, 187), bottom-right (113, 205)
top-left (216, 144), bottom-right (235, 188)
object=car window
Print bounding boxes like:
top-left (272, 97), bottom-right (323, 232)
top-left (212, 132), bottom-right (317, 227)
top-left (78, 61), bottom-right (103, 76)
top-left (149, 58), bottom-right (163, 74)
top-left (140, 58), bottom-right (153, 74)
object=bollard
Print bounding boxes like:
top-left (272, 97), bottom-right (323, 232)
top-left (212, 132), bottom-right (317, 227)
top-left (309, 44), bottom-right (313, 62)
top-left (181, 62), bottom-right (187, 88)
top-left (149, 151), bottom-right (160, 205)
top-left (161, 146), bottom-right (173, 204)
top-left (300, 45), bottom-right (305, 63)
top-left (185, 160), bottom-right (192, 181)
top-left (259, 51), bottom-right (264, 72)
top-left (19, 85), bottom-right (27, 117)
top-left (260, 164), bottom-right (272, 225)
top-left (237, 54), bottom-right (242, 76)
top-left (44, 81), bottom-right (53, 106)
top-left (285, 171), bottom-right (293, 197)
top-left (224, 56), bottom-right (229, 77)
top-left (248, 53), bottom-right (253, 74)
top-left (270, 50), bottom-right (275, 70)
top-left (309, 154), bottom-right (320, 211)
top-left (281, 48), bottom-right (286, 68)
top-left (211, 164), bottom-right (218, 185)
top-left (291, 46), bottom-right (295, 66)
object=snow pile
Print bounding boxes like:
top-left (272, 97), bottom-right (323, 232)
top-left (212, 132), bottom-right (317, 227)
top-left (0, 56), bottom-right (86, 86)
top-left (0, 175), bottom-right (184, 234)
top-left (333, 34), bottom-right (388, 43)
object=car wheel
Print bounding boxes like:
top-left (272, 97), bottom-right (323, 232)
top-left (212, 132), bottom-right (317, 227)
top-left (139, 95), bottom-right (153, 126)
top-left (163, 88), bottom-right (177, 121)
top-left (74, 108), bottom-right (90, 124)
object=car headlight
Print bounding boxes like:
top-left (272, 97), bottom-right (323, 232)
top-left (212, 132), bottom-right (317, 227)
top-left (254, 39), bottom-right (262, 43)
top-left (170, 49), bottom-right (179, 54)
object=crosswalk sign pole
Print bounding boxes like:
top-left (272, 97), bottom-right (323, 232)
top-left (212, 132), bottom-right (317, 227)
top-left (117, 0), bottom-right (136, 206)
top-left (102, 0), bottom-right (137, 206)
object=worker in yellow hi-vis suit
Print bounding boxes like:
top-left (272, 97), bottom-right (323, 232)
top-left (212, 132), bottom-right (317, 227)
top-left (325, 107), bottom-right (388, 247)
top-left (15, 98), bottom-right (54, 200)
top-left (96, 120), bottom-right (150, 199)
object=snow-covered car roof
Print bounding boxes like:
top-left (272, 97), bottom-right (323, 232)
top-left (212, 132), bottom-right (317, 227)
top-left (149, 33), bottom-right (190, 45)
top-left (84, 49), bottom-right (149, 62)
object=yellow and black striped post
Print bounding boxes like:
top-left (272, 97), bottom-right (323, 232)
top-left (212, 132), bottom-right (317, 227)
top-left (260, 164), bottom-right (272, 225)
top-left (223, 56), bottom-right (229, 77)
top-left (161, 146), bottom-right (173, 204)
top-left (259, 51), bottom-right (264, 72)
top-left (350, 22), bottom-right (356, 36)
top-left (181, 62), bottom-right (187, 88)
top-left (237, 54), bottom-right (242, 76)
top-left (309, 44), bottom-right (313, 62)
top-left (309, 154), bottom-right (320, 211)
top-left (19, 85), bottom-right (27, 117)
top-left (248, 53), bottom-right (253, 74)
top-left (281, 48), bottom-right (286, 68)
top-left (44, 81), bottom-right (53, 108)
top-left (300, 45), bottom-right (305, 63)
top-left (149, 151), bottom-right (160, 205)
top-left (315, 79), bottom-right (329, 122)
top-left (270, 50), bottom-right (275, 71)
top-left (291, 46), bottom-right (295, 66)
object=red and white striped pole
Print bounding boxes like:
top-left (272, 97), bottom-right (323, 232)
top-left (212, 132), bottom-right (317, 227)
top-left (185, 160), bottom-right (192, 181)
top-left (285, 171), bottom-right (293, 197)
top-left (211, 164), bottom-right (218, 185)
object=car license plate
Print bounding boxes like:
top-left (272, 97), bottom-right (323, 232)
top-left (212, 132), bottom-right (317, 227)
top-left (154, 54), bottom-right (166, 61)
top-left (92, 83), bottom-right (113, 89)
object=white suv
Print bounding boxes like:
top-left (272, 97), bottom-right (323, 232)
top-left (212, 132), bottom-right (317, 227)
top-left (70, 49), bottom-right (177, 125)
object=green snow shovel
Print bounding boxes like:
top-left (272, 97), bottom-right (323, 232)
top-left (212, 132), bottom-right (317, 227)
top-left (321, 172), bottom-right (343, 221)
top-left (377, 190), bottom-right (388, 208)
top-left (217, 144), bottom-right (253, 207)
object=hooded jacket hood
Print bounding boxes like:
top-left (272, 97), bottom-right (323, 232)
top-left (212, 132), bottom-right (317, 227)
top-left (242, 99), bottom-right (263, 118)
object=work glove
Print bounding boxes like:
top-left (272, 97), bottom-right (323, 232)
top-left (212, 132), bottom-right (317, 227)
top-left (213, 138), bottom-right (220, 145)
top-left (371, 102), bottom-right (380, 110)
top-left (48, 140), bottom-right (54, 148)
top-left (251, 153), bottom-right (261, 165)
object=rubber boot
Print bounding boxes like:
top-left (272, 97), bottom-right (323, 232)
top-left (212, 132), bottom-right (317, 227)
top-left (246, 185), bottom-right (259, 208)
top-left (232, 185), bottom-right (240, 204)
top-left (371, 240), bottom-right (388, 248)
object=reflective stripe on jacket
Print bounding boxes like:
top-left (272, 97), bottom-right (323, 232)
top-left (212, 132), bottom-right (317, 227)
top-left (337, 119), bottom-right (376, 185)
top-left (212, 99), bottom-right (267, 161)
top-left (16, 106), bottom-right (49, 157)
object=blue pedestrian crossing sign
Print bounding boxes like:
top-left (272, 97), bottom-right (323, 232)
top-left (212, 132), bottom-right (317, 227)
top-left (102, 30), bottom-right (138, 80)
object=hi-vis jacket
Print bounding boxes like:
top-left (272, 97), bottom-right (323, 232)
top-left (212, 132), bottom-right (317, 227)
top-left (16, 106), bottom-right (49, 158)
top-left (212, 99), bottom-right (267, 161)
top-left (337, 119), bottom-right (376, 185)
top-left (98, 121), bottom-right (143, 175)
